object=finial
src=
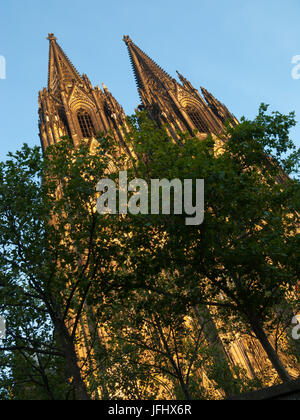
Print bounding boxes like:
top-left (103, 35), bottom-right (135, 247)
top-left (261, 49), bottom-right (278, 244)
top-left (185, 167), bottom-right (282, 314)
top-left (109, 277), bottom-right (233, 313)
top-left (47, 33), bottom-right (57, 42)
top-left (123, 35), bottom-right (132, 44)
top-left (176, 70), bottom-right (186, 84)
top-left (102, 82), bottom-right (108, 90)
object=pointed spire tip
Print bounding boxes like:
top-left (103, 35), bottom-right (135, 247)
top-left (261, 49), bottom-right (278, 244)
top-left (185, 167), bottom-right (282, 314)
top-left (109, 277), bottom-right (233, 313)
top-left (176, 70), bottom-right (186, 84)
top-left (176, 70), bottom-right (184, 79)
top-left (47, 33), bottom-right (57, 42)
top-left (123, 35), bottom-right (132, 44)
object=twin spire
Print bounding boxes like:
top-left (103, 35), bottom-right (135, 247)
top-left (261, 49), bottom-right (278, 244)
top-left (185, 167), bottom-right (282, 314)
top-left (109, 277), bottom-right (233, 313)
top-left (122, 35), bottom-right (175, 93)
top-left (47, 32), bottom-right (218, 100)
top-left (47, 33), bottom-right (179, 96)
top-left (47, 33), bottom-right (83, 94)
top-left (45, 33), bottom-right (237, 136)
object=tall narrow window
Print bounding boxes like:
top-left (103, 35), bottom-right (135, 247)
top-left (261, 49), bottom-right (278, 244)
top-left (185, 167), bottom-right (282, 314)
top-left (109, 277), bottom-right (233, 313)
top-left (58, 108), bottom-right (71, 138)
top-left (186, 106), bottom-right (209, 133)
top-left (77, 108), bottom-right (96, 138)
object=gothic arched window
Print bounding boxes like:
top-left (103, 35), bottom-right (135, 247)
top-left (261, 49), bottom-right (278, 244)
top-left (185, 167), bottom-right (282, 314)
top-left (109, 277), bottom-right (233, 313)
top-left (185, 106), bottom-right (209, 133)
top-left (77, 108), bottom-right (96, 138)
top-left (58, 108), bottom-right (71, 138)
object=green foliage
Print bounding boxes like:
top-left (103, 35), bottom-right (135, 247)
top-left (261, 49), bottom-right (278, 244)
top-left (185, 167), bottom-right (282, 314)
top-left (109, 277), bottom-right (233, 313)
top-left (0, 105), bottom-right (299, 399)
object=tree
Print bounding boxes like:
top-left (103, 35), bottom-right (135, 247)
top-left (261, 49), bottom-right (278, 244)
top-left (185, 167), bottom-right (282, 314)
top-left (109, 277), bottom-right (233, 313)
top-left (0, 104), bottom-right (299, 400)
top-left (0, 139), bottom-right (119, 399)
top-left (115, 106), bottom-right (300, 383)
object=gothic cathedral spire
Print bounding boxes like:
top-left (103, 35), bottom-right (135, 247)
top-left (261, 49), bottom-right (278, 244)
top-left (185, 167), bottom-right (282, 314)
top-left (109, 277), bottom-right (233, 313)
top-left (39, 34), bottom-right (127, 151)
top-left (123, 35), bottom-right (237, 140)
top-left (39, 34), bottom-right (238, 153)
top-left (47, 33), bottom-right (83, 96)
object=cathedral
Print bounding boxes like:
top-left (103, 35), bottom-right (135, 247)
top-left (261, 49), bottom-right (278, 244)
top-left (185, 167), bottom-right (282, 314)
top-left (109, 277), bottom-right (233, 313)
top-left (38, 34), bottom-right (293, 396)
top-left (38, 33), bottom-right (238, 152)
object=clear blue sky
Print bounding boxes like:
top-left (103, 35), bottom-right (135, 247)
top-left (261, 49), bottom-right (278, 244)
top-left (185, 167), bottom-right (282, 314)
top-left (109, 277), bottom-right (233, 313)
top-left (0, 0), bottom-right (300, 160)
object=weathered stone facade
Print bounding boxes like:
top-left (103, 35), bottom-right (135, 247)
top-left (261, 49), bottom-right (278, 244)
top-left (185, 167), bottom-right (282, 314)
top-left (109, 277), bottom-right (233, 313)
top-left (39, 34), bottom-right (238, 151)
top-left (39, 34), bottom-right (290, 394)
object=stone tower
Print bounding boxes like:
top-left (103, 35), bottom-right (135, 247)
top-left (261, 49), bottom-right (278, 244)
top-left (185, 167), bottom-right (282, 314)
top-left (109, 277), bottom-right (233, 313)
top-left (37, 34), bottom-right (284, 395)
top-left (123, 35), bottom-right (238, 141)
top-left (38, 34), bottom-right (127, 152)
top-left (39, 34), bottom-right (238, 152)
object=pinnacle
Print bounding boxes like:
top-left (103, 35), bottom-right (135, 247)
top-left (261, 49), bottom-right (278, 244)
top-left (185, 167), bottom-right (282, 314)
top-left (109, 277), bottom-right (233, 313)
top-left (47, 33), bottom-right (57, 42)
top-left (124, 36), bottom-right (174, 88)
top-left (47, 35), bottom-right (83, 93)
top-left (176, 70), bottom-right (186, 81)
top-left (123, 35), bottom-right (132, 44)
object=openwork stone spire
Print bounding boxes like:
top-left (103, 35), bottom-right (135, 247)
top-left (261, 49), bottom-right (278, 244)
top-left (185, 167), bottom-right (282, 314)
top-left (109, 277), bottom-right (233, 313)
top-left (39, 33), bottom-right (238, 151)
top-left (123, 35), bottom-right (177, 97)
top-left (39, 34), bottom-right (126, 151)
top-left (123, 35), bottom-right (234, 137)
top-left (47, 33), bottom-right (84, 97)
